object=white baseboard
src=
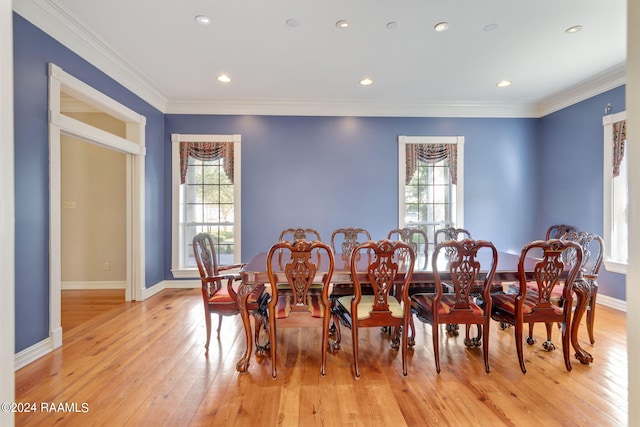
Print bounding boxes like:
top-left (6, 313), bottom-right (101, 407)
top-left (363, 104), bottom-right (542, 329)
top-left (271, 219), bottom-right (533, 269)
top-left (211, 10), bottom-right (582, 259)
top-left (61, 281), bottom-right (127, 290)
top-left (140, 279), bottom-right (199, 300)
top-left (164, 279), bottom-right (200, 289)
top-left (597, 293), bottom-right (626, 312)
top-left (15, 337), bottom-right (54, 370)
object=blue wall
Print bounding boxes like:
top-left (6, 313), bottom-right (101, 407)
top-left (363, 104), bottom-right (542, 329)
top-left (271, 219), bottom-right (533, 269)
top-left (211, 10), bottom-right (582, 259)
top-left (539, 86), bottom-right (626, 300)
top-left (13, 11), bottom-right (626, 353)
top-left (165, 115), bottom-right (540, 273)
top-left (13, 14), bottom-right (166, 352)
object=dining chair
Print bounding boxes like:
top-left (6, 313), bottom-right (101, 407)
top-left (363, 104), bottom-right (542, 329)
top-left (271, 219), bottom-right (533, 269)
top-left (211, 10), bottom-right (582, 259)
top-left (387, 227), bottom-right (428, 269)
top-left (410, 238), bottom-right (498, 374)
top-left (330, 227), bottom-right (372, 255)
top-left (386, 227), bottom-right (429, 342)
top-left (434, 226), bottom-right (472, 246)
top-left (513, 232), bottom-right (604, 347)
top-left (279, 227), bottom-right (322, 242)
top-left (490, 239), bottom-right (583, 373)
top-left (193, 232), bottom-right (267, 353)
top-left (329, 227), bottom-right (373, 300)
top-left (266, 239), bottom-right (335, 378)
top-left (560, 231), bottom-right (604, 344)
top-left (545, 224), bottom-right (577, 240)
top-left (332, 239), bottom-right (416, 378)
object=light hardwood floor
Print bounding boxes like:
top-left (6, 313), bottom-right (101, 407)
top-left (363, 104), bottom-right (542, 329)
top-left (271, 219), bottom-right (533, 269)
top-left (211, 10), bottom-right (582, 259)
top-left (15, 288), bottom-right (627, 426)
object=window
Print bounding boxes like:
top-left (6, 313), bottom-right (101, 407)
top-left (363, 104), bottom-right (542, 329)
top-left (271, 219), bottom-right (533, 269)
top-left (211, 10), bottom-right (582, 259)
top-left (603, 112), bottom-right (627, 274)
top-left (398, 136), bottom-right (464, 251)
top-left (171, 134), bottom-right (241, 278)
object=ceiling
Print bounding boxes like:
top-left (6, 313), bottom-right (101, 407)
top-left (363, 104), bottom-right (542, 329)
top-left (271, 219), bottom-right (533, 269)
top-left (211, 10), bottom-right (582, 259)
top-left (15, 0), bottom-right (627, 117)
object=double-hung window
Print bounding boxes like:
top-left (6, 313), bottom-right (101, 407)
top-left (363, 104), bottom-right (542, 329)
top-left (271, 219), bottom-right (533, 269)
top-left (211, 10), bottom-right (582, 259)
top-left (171, 134), bottom-right (241, 278)
top-left (603, 113), bottom-right (627, 274)
top-left (398, 136), bottom-right (464, 252)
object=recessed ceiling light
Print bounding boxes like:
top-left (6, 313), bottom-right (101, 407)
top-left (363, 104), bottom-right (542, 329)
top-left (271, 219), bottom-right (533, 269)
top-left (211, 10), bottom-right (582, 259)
top-left (386, 21), bottom-right (398, 30)
top-left (286, 18), bottom-right (300, 27)
top-left (217, 74), bottom-right (231, 83)
top-left (336, 20), bottom-right (349, 29)
top-left (496, 80), bottom-right (512, 88)
top-left (359, 78), bottom-right (373, 86)
top-left (565, 25), bottom-right (583, 34)
top-left (195, 15), bottom-right (210, 25)
top-left (483, 23), bottom-right (498, 32)
top-left (434, 22), bottom-right (449, 32)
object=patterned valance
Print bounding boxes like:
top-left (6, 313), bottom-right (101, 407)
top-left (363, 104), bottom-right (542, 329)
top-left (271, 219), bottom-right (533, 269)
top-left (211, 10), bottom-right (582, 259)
top-left (405, 143), bottom-right (457, 185)
top-left (180, 141), bottom-right (234, 184)
top-left (612, 120), bottom-right (626, 178)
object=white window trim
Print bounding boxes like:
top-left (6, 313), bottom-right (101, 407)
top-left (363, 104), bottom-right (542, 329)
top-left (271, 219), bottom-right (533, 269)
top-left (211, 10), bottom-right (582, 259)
top-left (603, 111), bottom-right (627, 274)
top-left (171, 134), bottom-right (241, 278)
top-left (397, 135), bottom-right (465, 229)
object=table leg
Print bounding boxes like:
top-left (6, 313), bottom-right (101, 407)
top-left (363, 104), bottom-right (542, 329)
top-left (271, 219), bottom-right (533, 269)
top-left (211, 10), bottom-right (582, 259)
top-left (571, 279), bottom-right (594, 365)
top-left (236, 282), bottom-right (259, 373)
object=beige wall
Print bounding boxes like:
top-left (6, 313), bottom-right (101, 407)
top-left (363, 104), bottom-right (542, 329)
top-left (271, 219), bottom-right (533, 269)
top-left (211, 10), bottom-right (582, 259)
top-left (61, 112), bottom-right (126, 286)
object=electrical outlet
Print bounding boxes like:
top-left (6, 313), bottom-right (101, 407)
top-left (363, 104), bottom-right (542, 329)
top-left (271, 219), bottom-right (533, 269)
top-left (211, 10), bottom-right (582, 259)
top-left (104, 262), bottom-right (110, 271)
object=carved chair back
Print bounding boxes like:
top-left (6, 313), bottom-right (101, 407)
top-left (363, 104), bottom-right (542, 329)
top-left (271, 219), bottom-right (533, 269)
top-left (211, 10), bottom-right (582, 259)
top-left (279, 227), bottom-right (322, 242)
top-left (330, 227), bottom-right (372, 256)
top-left (387, 227), bottom-right (428, 268)
top-left (560, 231), bottom-right (604, 279)
top-left (545, 224), bottom-right (577, 240)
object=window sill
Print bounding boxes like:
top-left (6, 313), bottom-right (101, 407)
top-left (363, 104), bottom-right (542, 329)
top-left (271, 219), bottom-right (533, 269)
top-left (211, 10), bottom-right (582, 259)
top-left (604, 260), bottom-right (627, 275)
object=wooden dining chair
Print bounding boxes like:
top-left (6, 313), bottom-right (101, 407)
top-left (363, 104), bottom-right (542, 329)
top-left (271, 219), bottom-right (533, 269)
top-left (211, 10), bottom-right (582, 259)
top-left (386, 227), bottom-right (429, 342)
top-left (410, 239), bottom-right (498, 373)
top-left (545, 224), bottom-right (577, 240)
top-left (266, 239), bottom-right (335, 378)
top-left (193, 232), bottom-right (267, 353)
top-left (560, 231), bottom-right (604, 344)
top-left (514, 232), bottom-right (603, 347)
top-left (434, 226), bottom-right (472, 246)
top-left (387, 227), bottom-right (428, 269)
top-left (490, 239), bottom-right (583, 373)
top-left (279, 227), bottom-right (322, 242)
top-left (329, 227), bottom-right (373, 302)
top-left (331, 227), bottom-right (372, 255)
top-left (332, 239), bottom-right (416, 378)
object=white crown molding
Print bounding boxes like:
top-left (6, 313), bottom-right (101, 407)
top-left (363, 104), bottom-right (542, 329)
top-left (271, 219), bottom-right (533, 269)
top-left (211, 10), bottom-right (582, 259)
top-left (13, 0), bottom-right (626, 118)
top-left (13, 0), bottom-right (168, 112)
top-left (165, 98), bottom-right (540, 118)
top-left (536, 64), bottom-right (626, 117)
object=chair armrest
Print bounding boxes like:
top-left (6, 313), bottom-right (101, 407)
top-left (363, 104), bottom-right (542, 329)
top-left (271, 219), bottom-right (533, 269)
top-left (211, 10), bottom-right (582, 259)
top-left (201, 275), bottom-right (239, 300)
top-left (219, 263), bottom-right (246, 272)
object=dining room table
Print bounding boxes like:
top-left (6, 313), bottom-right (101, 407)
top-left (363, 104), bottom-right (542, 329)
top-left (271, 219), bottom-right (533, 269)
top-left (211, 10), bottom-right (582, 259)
top-left (235, 249), bottom-right (594, 373)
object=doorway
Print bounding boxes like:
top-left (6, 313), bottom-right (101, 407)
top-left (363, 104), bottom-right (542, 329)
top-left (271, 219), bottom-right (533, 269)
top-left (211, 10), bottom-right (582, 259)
top-left (48, 63), bottom-right (146, 349)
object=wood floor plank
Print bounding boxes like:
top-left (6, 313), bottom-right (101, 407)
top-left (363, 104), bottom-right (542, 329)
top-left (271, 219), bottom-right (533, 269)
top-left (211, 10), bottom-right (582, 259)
top-left (15, 288), bottom-right (628, 426)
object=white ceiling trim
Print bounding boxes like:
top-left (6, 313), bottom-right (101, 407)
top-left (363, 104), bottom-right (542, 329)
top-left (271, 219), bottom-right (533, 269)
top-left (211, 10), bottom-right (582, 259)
top-left (13, 0), bottom-right (626, 119)
top-left (13, 0), bottom-right (168, 112)
top-left (536, 64), bottom-right (626, 117)
top-left (164, 98), bottom-right (539, 118)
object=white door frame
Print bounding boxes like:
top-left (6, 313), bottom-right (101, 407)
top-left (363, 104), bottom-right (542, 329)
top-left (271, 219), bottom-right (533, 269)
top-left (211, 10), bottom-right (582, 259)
top-left (48, 63), bottom-right (146, 348)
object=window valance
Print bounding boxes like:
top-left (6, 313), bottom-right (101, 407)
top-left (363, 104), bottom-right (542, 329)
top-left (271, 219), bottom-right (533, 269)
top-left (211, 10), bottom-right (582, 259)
top-left (612, 120), bottom-right (626, 178)
top-left (405, 143), bottom-right (457, 185)
top-left (179, 141), bottom-right (234, 184)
